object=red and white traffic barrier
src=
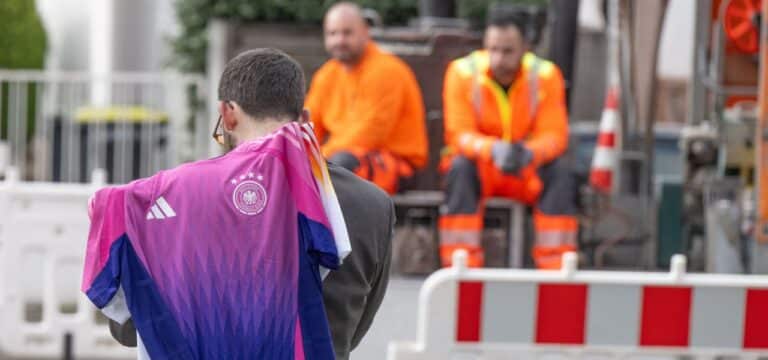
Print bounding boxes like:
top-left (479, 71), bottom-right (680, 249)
top-left (590, 88), bottom-right (620, 194)
top-left (387, 251), bottom-right (768, 359)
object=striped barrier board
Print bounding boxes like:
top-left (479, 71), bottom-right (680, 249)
top-left (387, 251), bottom-right (768, 360)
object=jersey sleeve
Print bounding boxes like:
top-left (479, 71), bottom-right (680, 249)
top-left (81, 185), bottom-right (131, 323)
top-left (286, 124), bottom-right (351, 273)
top-left (298, 211), bottom-right (339, 273)
top-left (305, 124), bottom-right (351, 270)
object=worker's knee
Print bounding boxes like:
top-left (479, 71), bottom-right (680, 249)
top-left (447, 156), bottom-right (478, 182)
top-left (329, 151), bottom-right (361, 172)
top-left (538, 157), bottom-right (571, 181)
top-left (538, 157), bottom-right (579, 215)
top-left (444, 156), bottom-right (482, 214)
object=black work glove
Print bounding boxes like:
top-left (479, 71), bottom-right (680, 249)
top-left (491, 141), bottom-right (533, 176)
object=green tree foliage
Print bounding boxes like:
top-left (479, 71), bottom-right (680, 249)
top-left (0, 0), bottom-right (47, 69)
top-left (0, 0), bottom-right (47, 141)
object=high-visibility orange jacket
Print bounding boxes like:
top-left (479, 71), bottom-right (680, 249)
top-left (306, 42), bottom-right (428, 169)
top-left (443, 50), bottom-right (569, 167)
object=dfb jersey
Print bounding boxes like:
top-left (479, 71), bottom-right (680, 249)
top-left (82, 123), bottom-right (350, 360)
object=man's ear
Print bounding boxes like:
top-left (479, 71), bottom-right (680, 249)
top-left (299, 109), bottom-right (310, 124)
top-left (220, 101), bottom-right (238, 131)
top-left (217, 101), bottom-right (228, 118)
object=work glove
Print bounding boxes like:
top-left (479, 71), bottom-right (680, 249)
top-left (491, 141), bottom-right (533, 176)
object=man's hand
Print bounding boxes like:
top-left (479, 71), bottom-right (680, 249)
top-left (491, 141), bottom-right (533, 176)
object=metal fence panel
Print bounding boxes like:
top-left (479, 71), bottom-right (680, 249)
top-left (0, 71), bottom-right (208, 184)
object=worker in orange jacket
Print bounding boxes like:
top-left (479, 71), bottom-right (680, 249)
top-left (305, 2), bottom-right (428, 194)
top-left (440, 12), bottom-right (579, 269)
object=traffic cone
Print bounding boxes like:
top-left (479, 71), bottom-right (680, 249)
top-left (590, 88), bottom-right (620, 193)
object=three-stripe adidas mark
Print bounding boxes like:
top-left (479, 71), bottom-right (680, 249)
top-left (146, 197), bottom-right (176, 220)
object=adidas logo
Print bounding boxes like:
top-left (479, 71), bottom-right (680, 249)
top-left (146, 196), bottom-right (176, 220)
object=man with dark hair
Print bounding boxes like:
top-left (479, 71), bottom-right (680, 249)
top-left (214, 48), bottom-right (307, 151)
top-left (100, 48), bottom-right (393, 359)
top-left (439, 11), bottom-right (578, 269)
top-left (305, 2), bottom-right (428, 194)
top-left (218, 48), bottom-right (306, 118)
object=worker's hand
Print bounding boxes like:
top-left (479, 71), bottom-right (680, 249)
top-left (491, 141), bottom-right (533, 176)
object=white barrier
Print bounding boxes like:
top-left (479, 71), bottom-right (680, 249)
top-left (0, 141), bottom-right (8, 177)
top-left (0, 168), bottom-right (133, 359)
top-left (388, 251), bottom-right (768, 360)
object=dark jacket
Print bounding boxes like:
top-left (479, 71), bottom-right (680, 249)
top-left (108, 163), bottom-right (394, 360)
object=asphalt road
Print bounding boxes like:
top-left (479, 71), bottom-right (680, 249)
top-left (352, 276), bottom-right (425, 359)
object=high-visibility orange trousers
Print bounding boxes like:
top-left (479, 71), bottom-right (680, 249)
top-left (439, 155), bottom-right (579, 269)
top-left (328, 149), bottom-right (413, 194)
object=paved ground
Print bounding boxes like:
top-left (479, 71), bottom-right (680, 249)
top-left (352, 276), bottom-right (425, 359)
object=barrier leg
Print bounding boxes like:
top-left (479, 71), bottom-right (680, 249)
top-left (62, 332), bottom-right (73, 360)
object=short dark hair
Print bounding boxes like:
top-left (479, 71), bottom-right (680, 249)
top-left (486, 6), bottom-right (529, 41)
top-left (218, 48), bottom-right (305, 120)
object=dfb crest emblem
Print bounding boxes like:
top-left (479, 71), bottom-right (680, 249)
top-left (232, 180), bottom-right (267, 215)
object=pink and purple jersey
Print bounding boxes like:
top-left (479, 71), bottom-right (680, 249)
top-left (82, 123), bottom-right (350, 359)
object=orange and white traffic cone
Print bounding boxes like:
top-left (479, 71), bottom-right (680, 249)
top-left (590, 88), bottom-right (620, 194)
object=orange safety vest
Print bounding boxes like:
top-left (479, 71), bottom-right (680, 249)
top-left (442, 50), bottom-right (569, 167)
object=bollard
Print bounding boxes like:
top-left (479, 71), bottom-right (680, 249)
top-left (90, 168), bottom-right (107, 187)
top-left (561, 251), bottom-right (579, 277)
top-left (452, 249), bottom-right (469, 273)
top-left (670, 254), bottom-right (687, 281)
top-left (4, 166), bottom-right (20, 184)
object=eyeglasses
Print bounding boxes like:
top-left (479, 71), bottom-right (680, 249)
top-left (212, 100), bottom-right (231, 145)
top-left (212, 115), bottom-right (224, 145)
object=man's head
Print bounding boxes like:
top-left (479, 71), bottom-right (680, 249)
top-left (484, 12), bottom-right (529, 86)
top-left (323, 2), bottom-right (370, 65)
top-left (216, 48), bottom-right (306, 150)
